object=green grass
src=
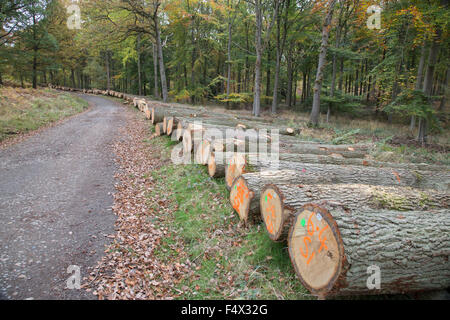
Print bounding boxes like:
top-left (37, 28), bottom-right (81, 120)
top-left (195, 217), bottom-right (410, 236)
top-left (0, 87), bottom-right (89, 142)
top-left (145, 135), bottom-right (312, 300)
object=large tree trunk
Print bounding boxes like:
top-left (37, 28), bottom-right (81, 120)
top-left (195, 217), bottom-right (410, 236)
top-left (310, 0), bottom-right (337, 126)
top-left (288, 203), bottom-right (450, 298)
top-left (261, 183), bottom-right (449, 242)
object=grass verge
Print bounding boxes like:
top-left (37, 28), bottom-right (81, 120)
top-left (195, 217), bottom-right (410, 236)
top-left (0, 87), bottom-right (89, 142)
top-left (144, 135), bottom-right (312, 300)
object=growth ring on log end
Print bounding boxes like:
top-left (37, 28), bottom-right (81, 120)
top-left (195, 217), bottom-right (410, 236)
top-left (230, 176), bottom-right (255, 224)
top-left (288, 204), bottom-right (344, 297)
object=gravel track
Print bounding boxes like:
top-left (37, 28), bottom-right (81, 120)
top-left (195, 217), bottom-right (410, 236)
top-left (0, 95), bottom-right (129, 300)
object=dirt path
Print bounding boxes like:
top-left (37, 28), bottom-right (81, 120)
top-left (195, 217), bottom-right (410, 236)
top-left (0, 95), bottom-right (130, 300)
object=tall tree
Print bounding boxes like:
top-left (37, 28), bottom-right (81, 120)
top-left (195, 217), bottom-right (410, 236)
top-left (310, 0), bottom-right (337, 126)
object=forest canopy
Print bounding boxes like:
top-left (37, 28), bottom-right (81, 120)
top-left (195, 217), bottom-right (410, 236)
top-left (1, 0), bottom-right (449, 143)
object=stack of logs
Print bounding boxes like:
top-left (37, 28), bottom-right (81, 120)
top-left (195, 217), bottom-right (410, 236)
top-left (53, 85), bottom-right (450, 299)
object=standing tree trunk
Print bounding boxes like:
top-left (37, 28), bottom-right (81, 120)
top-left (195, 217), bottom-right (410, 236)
top-left (253, 0), bottom-right (263, 116)
top-left (252, 0), bottom-right (279, 117)
top-left (153, 42), bottom-right (160, 98)
top-left (154, 12), bottom-right (168, 102)
top-left (411, 42), bottom-right (427, 131)
top-left (105, 51), bottom-right (111, 91)
top-left (137, 33), bottom-right (142, 95)
top-left (418, 33), bottom-right (441, 144)
top-left (310, 0), bottom-right (337, 126)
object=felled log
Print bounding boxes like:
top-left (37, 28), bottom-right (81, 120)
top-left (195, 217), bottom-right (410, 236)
top-left (208, 152), bottom-right (227, 178)
top-left (138, 100), bottom-right (148, 112)
top-left (229, 164), bottom-right (449, 224)
top-left (288, 203), bottom-right (450, 298)
top-left (225, 156), bottom-right (449, 192)
top-left (229, 171), bottom-right (306, 224)
top-left (155, 123), bottom-right (165, 137)
top-left (280, 128), bottom-right (301, 136)
top-left (260, 184), bottom-right (450, 242)
top-left (250, 152), bottom-right (449, 172)
top-left (144, 105), bottom-right (151, 120)
top-left (195, 140), bottom-right (211, 165)
top-left (166, 117), bottom-right (179, 136)
top-left (182, 126), bottom-right (204, 154)
top-left (151, 107), bottom-right (166, 125)
top-left (280, 142), bottom-right (370, 159)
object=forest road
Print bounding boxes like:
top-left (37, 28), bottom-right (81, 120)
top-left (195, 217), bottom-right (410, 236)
top-left (0, 95), bottom-right (128, 300)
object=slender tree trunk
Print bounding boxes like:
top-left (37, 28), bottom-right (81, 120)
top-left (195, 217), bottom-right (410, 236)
top-left (419, 34), bottom-right (440, 144)
top-left (328, 25), bottom-right (340, 123)
top-left (286, 51), bottom-right (293, 107)
top-left (411, 42), bottom-right (427, 131)
top-left (271, 10), bottom-right (282, 114)
top-left (266, 43), bottom-right (271, 103)
top-left (137, 33), bottom-right (142, 95)
top-left (105, 51), bottom-right (111, 90)
top-left (226, 14), bottom-right (232, 101)
top-left (310, 0), bottom-right (337, 126)
top-left (253, 0), bottom-right (263, 116)
top-left (155, 15), bottom-right (168, 102)
top-left (439, 67), bottom-right (449, 110)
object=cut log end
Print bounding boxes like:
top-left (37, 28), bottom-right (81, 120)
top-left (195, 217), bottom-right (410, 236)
top-left (182, 130), bottom-right (192, 154)
top-left (225, 154), bottom-right (247, 190)
top-left (176, 122), bottom-right (184, 141)
top-left (260, 185), bottom-right (287, 242)
top-left (208, 153), bottom-right (217, 177)
top-left (167, 117), bottom-right (175, 136)
top-left (155, 123), bottom-right (165, 137)
top-left (229, 176), bottom-right (255, 224)
top-left (144, 106), bottom-right (151, 120)
top-left (288, 204), bottom-right (343, 298)
top-left (208, 152), bottom-right (226, 178)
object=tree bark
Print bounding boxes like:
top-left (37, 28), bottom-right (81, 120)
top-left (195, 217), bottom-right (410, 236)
top-left (229, 162), bottom-right (449, 222)
top-left (261, 183), bottom-right (449, 242)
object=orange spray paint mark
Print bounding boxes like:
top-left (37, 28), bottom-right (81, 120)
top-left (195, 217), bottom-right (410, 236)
top-left (232, 180), bottom-right (249, 216)
top-left (299, 212), bottom-right (329, 266)
top-left (393, 171), bottom-right (401, 183)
